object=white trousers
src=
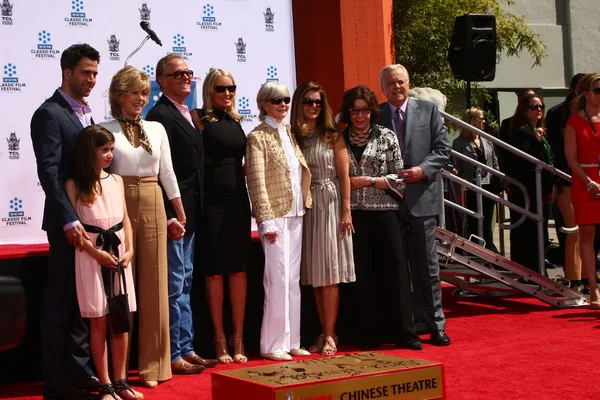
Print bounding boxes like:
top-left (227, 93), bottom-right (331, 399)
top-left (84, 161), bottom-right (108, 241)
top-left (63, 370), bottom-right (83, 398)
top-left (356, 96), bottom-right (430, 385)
top-left (260, 216), bottom-right (303, 354)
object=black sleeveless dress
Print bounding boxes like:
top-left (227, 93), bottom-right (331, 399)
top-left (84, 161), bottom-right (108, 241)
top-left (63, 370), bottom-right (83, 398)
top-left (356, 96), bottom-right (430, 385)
top-left (198, 107), bottom-right (251, 275)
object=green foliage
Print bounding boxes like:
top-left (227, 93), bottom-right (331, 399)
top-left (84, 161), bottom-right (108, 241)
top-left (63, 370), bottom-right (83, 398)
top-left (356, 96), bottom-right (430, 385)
top-left (394, 0), bottom-right (546, 115)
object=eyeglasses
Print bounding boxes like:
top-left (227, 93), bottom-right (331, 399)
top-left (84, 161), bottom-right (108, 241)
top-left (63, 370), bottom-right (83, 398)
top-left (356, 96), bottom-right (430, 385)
top-left (268, 97), bottom-right (291, 105)
top-left (215, 85), bottom-right (236, 94)
top-left (164, 69), bottom-right (194, 79)
top-left (349, 108), bottom-right (371, 116)
top-left (302, 98), bottom-right (323, 107)
top-left (592, 87), bottom-right (600, 94)
top-left (527, 104), bottom-right (545, 111)
top-left (473, 117), bottom-right (485, 121)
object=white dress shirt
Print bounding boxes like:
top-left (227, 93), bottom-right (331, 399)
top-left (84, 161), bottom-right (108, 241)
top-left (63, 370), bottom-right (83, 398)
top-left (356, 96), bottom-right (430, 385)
top-left (99, 119), bottom-right (181, 200)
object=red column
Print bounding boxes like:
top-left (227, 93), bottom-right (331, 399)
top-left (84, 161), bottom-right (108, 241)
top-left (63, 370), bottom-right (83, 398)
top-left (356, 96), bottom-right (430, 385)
top-left (293, 0), bottom-right (395, 109)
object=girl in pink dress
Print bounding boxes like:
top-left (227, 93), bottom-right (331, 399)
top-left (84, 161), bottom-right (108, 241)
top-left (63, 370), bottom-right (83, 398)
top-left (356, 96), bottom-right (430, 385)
top-left (65, 125), bottom-right (143, 400)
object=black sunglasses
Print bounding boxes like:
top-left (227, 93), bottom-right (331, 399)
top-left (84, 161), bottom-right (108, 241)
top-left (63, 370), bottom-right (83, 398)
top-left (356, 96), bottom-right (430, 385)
top-left (527, 104), bottom-right (545, 111)
top-left (215, 85), bottom-right (236, 93)
top-left (164, 69), bottom-right (194, 79)
top-left (268, 97), bottom-right (291, 105)
top-left (592, 87), bottom-right (600, 94)
top-left (302, 98), bottom-right (323, 107)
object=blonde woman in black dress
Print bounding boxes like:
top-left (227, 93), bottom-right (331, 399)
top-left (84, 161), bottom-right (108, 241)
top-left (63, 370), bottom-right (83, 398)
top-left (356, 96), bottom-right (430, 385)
top-left (191, 69), bottom-right (251, 363)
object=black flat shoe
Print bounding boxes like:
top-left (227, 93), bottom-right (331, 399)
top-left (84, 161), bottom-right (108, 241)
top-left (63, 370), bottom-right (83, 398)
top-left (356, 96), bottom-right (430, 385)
top-left (430, 329), bottom-right (451, 346)
top-left (76, 375), bottom-right (100, 392)
top-left (397, 340), bottom-right (423, 350)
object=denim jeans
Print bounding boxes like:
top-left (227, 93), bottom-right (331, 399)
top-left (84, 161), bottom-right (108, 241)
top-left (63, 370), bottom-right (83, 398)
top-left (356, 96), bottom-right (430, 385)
top-left (167, 229), bottom-right (195, 363)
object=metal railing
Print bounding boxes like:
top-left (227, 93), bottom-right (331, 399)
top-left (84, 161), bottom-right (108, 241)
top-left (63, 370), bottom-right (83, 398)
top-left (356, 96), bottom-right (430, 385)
top-left (438, 110), bottom-right (572, 277)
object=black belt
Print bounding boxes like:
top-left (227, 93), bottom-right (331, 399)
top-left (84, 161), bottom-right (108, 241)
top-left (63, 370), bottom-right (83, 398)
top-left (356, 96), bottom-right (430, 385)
top-left (82, 221), bottom-right (123, 258)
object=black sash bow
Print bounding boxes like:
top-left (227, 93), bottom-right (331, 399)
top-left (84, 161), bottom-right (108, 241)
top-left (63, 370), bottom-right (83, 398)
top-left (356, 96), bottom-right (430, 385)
top-left (82, 221), bottom-right (124, 257)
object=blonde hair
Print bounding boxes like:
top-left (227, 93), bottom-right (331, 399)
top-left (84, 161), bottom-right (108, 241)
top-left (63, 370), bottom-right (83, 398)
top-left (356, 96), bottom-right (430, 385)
top-left (576, 73), bottom-right (600, 111)
top-left (461, 107), bottom-right (484, 140)
top-left (109, 66), bottom-right (150, 116)
top-left (201, 69), bottom-right (241, 123)
top-left (256, 82), bottom-right (289, 121)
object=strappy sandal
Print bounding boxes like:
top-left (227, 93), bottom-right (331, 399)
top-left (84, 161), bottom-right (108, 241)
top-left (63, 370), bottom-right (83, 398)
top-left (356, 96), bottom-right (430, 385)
top-left (114, 379), bottom-right (144, 400)
top-left (321, 336), bottom-right (337, 356)
top-left (214, 337), bottom-right (233, 363)
top-left (229, 337), bottom-right (248, 363)
top-left (308, 334), bottom-right (325, 353)
top-left (98, 383), bottom-right (120, 400)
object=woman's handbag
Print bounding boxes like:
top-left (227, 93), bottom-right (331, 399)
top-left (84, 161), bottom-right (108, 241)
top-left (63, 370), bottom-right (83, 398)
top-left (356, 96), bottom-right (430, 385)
top-left (105, 263), bottom-right (132, 334)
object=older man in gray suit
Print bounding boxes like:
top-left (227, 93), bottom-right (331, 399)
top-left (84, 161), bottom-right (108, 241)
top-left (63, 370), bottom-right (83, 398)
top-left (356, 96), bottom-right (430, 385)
top-left (378, 64), bottom-right (452, 346)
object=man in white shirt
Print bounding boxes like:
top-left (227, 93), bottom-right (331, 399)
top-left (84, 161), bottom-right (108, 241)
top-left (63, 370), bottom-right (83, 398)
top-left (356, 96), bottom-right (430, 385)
top-left (147, 54), bottom-right (217, 374)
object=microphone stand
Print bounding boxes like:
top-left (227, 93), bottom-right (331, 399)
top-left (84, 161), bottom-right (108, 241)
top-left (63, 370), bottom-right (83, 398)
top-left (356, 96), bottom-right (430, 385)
top-left (124, 35), bottom-right (151, 68)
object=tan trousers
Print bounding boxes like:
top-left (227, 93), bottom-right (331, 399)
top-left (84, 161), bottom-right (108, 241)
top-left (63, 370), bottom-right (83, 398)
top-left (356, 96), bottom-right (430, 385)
top-left (556, 186), bottom-right (582, 280)
top-left (122, 176), bottom-right (172, 382)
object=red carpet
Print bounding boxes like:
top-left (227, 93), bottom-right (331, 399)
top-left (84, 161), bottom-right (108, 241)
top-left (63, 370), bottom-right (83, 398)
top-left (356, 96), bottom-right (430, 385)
top-left (1, 287), bottom-right (599, 400)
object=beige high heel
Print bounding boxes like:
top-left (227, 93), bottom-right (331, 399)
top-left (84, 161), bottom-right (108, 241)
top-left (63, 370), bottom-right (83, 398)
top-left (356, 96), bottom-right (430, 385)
top-left (229, 337), bottom-right (248, 363)
top-left (214, 338), bottom-right (233, 363)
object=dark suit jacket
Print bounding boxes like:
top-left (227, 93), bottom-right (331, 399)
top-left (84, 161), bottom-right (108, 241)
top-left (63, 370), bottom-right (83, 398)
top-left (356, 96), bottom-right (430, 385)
top-left (31, 89), bottom-right (86, 231)
top-left (146, 95), bottom-right (204, 231)
top-left (378, 99), bottom-right (451, 217)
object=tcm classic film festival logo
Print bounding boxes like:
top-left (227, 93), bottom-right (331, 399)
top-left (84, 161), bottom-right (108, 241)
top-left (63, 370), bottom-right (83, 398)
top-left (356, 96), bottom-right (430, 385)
top-left (197, 3), bottom-right (221, 30)
top-left (238, 96), bottom-right (257, 123)
top-left (65, 0), bottom-right (93, 26)
top-left (4, 197), bottom-right (31, 228)
top-left (170, 34), bottom-right (193, 60)
top-left (235, 37), bottom-right (246, 62)
top-left (6, 131), bottom-right (20, 159)
top-left (1, 0), bottom-right (13, 25)
top-left (108, 34), bottom-right (120, 61)
top-left (264, 7), bottom-right (274, 31)
top-left (1, 63), bottom-right (26, 92)
top-left (32, 30), bottom-right (61, 59)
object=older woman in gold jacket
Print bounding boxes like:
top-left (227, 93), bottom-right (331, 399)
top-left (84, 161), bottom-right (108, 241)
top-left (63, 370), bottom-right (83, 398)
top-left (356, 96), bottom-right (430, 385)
top-left (246, 82), bottom-right (312, 361)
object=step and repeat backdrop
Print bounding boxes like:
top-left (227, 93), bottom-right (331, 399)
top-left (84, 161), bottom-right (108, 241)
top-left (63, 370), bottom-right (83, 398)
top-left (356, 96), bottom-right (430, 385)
top-left (0, 0), bottom-right (296, 244)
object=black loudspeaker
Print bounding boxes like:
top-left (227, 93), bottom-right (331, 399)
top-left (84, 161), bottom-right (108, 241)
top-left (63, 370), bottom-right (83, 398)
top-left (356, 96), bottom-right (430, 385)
top-left (448, 14), bottom-right (496, 82)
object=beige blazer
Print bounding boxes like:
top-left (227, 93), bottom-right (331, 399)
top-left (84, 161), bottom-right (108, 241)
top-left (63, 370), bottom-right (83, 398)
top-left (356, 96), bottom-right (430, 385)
top-left (246, 121), bottom-right (312, 223)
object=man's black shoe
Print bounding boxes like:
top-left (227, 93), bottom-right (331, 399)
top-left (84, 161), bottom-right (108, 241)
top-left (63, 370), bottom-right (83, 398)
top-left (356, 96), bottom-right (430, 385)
top-left (75, 375), bottom-right (100, 392)
top-left (43, 385), bottom-right (95, 400)
top-left (430, 330), bottom-right (451, 346)
top-left (397, 340), bottom-right (423, 350)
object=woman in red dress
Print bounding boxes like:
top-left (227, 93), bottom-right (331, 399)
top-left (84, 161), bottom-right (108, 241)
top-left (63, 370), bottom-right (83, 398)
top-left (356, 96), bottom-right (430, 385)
top-left (565, 72), bottom-right (600, 309)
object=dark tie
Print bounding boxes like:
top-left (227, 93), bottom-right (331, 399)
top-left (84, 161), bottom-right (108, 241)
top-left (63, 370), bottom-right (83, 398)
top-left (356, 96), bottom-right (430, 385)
top-left (393, 107), bottom-right (405, 152)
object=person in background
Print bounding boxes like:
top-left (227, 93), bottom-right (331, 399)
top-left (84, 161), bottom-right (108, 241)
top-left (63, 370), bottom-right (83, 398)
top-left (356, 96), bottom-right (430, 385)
top-left (66, 125), bottom-right (143, 400)
top-left (565, 73), bottom-right (600, 309)
top-left (550, 91), bottom-right (583, 290)
top-left (31, 43), bottom-right (101, 400)
top-left (507, 94), bottom-right (553, 273)
top-left (291, 81), bottom-right (355, 356)
top-left (342, 85), bottom-right (421, 351)
top-left (545, 73), bottom-right (585, 274)
top-left (191, 69), bottom-right (251, 364)
top-left (246, 82), bottom-right (312, 361)
top-left (452, 107), bottom-right (501, 253)
top-left (100, 66), bottom-right (183, 388)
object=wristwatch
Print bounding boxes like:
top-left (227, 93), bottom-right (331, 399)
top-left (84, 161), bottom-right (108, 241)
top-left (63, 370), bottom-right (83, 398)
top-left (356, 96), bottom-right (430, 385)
top-left (370, 177), bottom-right (376, 186)
top-left (587, 181), bottom-right (596, 192)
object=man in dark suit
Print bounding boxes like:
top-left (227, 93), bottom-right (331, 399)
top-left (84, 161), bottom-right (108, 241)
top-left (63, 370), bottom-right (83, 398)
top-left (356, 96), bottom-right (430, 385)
top-left (146, 54), bottom-right (217, 374)
top-left (30, 43), bottom-right (100, 400)
top-left (378, 64), bottom-right (452, 346)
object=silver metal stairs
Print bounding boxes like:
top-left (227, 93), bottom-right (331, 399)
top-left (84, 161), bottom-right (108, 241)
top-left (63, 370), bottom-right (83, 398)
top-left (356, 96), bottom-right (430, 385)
top-left (435, 227), bottom-right (588, 308)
